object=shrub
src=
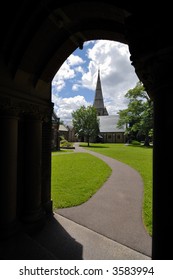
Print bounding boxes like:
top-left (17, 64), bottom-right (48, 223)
top-left (131, 140), bottom-right (140, 146)
top-left (60, 139), bottom-right (73, 148)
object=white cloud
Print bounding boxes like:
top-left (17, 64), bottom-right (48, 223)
top-left (72, 84), bottom-right (80, 91)
top-left (53, 60), bottom-right (75, 81)
top-left (82, 40), bottom-right (139, 113)
top-left (74, 65), bottom-right (85, 74)
top-left (79, 40), bottom-right (138, 93)
top-left (52, 94), bottom-right (91, 122)
top-left (52, 54), bottom-right (85, 92)
top-left (52, 80), bottom-right (65, 92)
top-left (52, 40), bottom-right (139, 121)
top-left (67, 54), bottom-right (85, 66)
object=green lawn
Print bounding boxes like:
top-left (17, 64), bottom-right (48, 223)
top-left (80, 143), bottom-right (153, 236)
top-left (51, 143), bottom-right (153, 236)
top-left (51, 152), bottom-right (112, 209)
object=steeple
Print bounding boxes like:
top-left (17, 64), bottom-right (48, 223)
top-left (93, 69), bottom-right (108, 116)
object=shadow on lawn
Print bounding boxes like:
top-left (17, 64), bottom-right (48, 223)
top-left (79, 144), bottom-right (109, 149)
top-left (127, 144), bottom-right (153, 149)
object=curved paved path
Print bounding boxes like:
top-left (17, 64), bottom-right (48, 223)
top-left (56, 143), bottom-right (152, 257)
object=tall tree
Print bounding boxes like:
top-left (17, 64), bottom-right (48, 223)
top-left (72, 105), bottom-right (100, 146)
top-left (117, 81), bottom-right (153, 146)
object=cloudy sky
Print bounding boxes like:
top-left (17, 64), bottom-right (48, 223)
top-left (51, 40), bottom-right (139, 124)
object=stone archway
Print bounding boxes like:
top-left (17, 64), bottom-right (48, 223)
top-left (0, 1), bottom-right (172, 259)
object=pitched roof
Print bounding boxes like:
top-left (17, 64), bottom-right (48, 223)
top-left (59, 124), bottom-right (68, 132)
top-left (52, 111), bottom-right (59, 123)
top-left (98, 115), bottom-right (125, 133)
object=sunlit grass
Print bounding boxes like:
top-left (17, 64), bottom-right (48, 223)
top-left (51, 152), bottom-right (112, 209)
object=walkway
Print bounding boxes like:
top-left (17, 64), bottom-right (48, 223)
top-left (56, 143), bottom-right (152, 258)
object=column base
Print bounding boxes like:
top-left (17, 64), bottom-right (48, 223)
top-left (42, 200), bottom-right (53, 215)
top-left (0, 220), bottom-right (20, 239)
top-left (21, 207), bottom-right (46, 234)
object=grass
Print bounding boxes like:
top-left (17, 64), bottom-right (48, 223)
top-left (51, 143), bottom-right (153, 236)
top-left (51, 152), bottom-right (112, 209)
top-left (80, 143), bottom-right (153, 236)
top-left (52, 149), bottom-right (74, 154)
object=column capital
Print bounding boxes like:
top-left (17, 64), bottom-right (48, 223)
top-left (125, 13), bottom-right (173, 97)
top-left (0, 96), bottom-right (20, 118)
top-left (19, 100), bottom-right (53, 122)
top-left (130, 47), bottom-right (173, 97)
top-left (0, 94), bottom-right (53, 121)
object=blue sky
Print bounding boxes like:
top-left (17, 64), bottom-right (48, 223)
top-left (51, 40), bottom-right (139, 123)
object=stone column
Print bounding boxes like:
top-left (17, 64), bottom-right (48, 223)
top-left (137, 56), bottom-right (173, 259)
top-left (125, 14), bottom-right (173, 259)
top-left (152, 85), bottom-right (173, 259)
top-left (132, 52), bottom-right (173, 259)
top-left (21, 115), bottom-right (44, 231)
top-left (0, 114), bottom-right (18, 237)
top-left (41, 118), bottom-right (53, 214)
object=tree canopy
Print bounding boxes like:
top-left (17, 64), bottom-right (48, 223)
top-left (72, 105), bottom-right (99, 146)
top-left (117, 81), bottom-right (153, 146)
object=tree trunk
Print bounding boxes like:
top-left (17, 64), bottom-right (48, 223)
top-left (87, 136), bottom-right (90, 147)
top-left (144, 135), bottom-right (150, 146)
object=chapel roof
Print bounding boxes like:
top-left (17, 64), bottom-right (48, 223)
top-left (98, 115), bottom-right (125, 133)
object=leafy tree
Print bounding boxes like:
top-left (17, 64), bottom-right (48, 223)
top-left (117, 81), bottom-right (153, 146)
top-left (72, 105), bottom-right (99, 146)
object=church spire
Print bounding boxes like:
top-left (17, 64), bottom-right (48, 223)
top-left (93, 69), bottom-right (108, 116)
